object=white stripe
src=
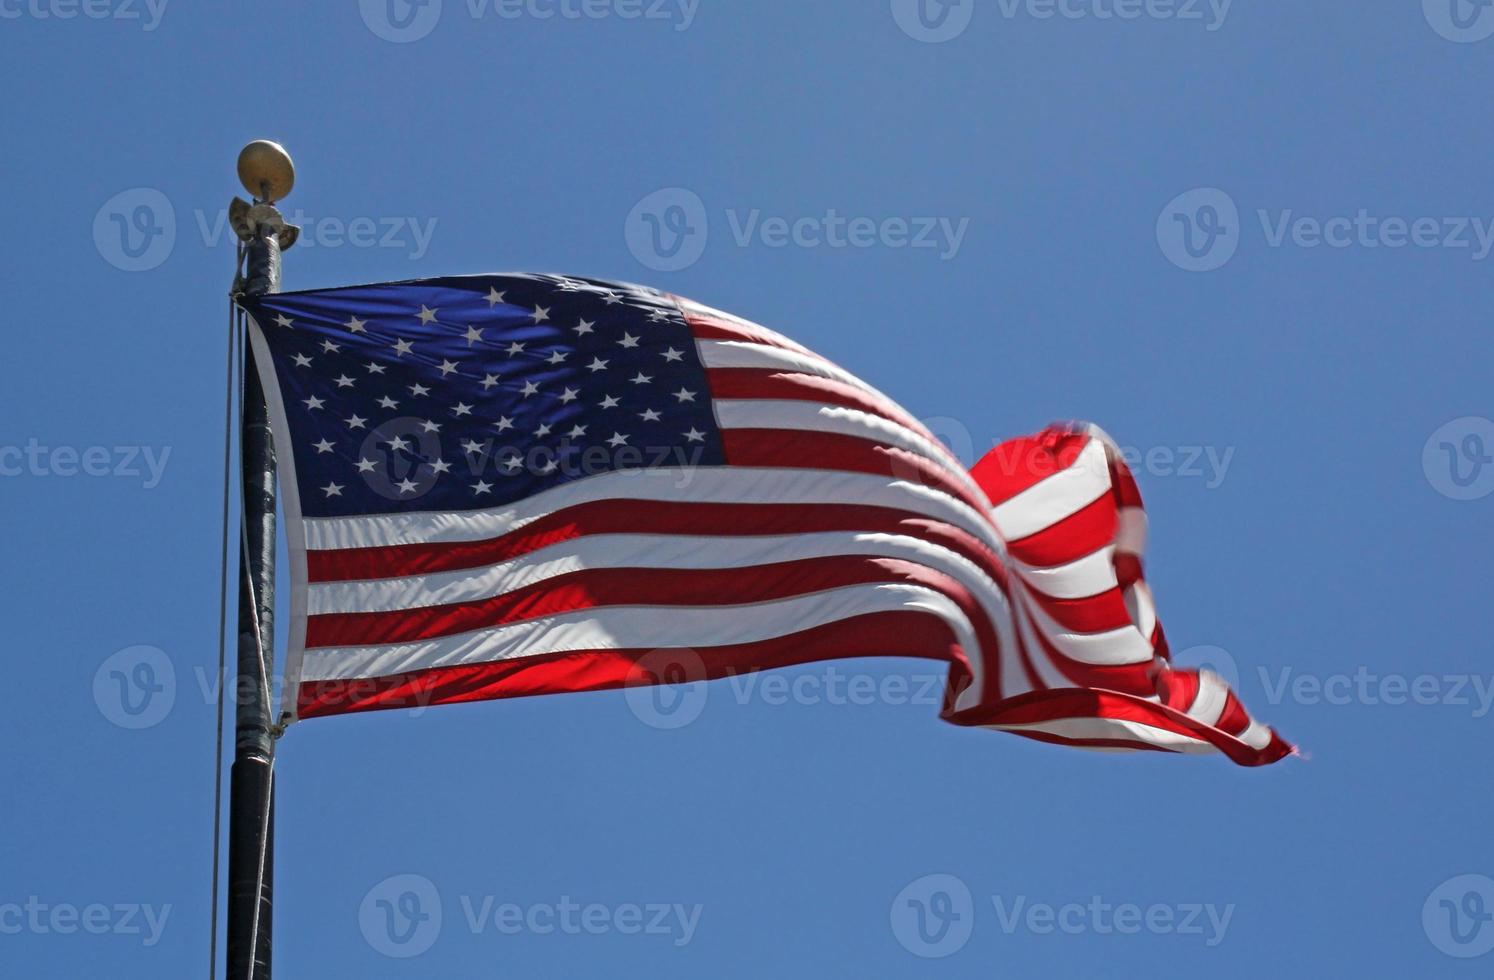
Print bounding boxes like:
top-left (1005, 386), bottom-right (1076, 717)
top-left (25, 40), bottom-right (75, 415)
top-left (697, 339), bottom-right (942, 446)
top-left (303, 466), bottom-right (1006, 556)
top-left (677, 298), bottom-right (816, 356)
top-left (1185, 670), bottom-right (1229, 727)
top-left (299, 582), bottom-right (977, 682)
top-left (1019, 593), bottom-right (1157, 666)
top-left (1237, 718), bottom-right (1272, 750)
top-left (311, 530), bottom-right (1004, 616)
top-left (1123, 580), bottom-right (1157, 641)
top-left (1115, 506), bottom-right (1147, 556)
top-left (1009, 546), bottom-right (1117, 600)
top-left (713, 398), bottom-right (977, 497)
top-left (993, 717), bottom-right (1214, 754)
top-left (246, 314), bottom-right (312, 723)
top-left (988, 438), bottom-right (1111, 541)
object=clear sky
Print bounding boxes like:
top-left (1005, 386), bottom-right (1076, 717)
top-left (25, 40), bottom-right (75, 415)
top-left (3, 2), bottom-right (1493, 977)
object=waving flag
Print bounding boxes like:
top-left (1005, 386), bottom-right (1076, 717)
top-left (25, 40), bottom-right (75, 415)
top-left (242, 273), bottom-right (1292, 766)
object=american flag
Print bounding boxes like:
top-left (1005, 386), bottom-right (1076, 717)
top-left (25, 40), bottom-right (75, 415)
top-left (243, 273), bottom-right (1292, 766)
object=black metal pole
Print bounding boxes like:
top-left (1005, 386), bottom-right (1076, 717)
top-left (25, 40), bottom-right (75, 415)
top-left (226, 227), bottom-right (281, 980)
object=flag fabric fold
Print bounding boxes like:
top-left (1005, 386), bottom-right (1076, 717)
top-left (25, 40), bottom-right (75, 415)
top-left (241, 273), bottom-right (1292, 766)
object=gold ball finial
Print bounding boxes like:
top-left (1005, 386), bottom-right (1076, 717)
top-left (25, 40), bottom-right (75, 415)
top-left (237, 140), bottom-right (295, 203)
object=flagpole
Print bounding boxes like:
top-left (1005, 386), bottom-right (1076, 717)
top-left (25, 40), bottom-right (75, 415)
top-left (226, 141), bottom-right (299, 980)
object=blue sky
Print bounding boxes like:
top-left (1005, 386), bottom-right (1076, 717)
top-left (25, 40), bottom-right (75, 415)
top-left (3, 1), bottom-right (1493, 977)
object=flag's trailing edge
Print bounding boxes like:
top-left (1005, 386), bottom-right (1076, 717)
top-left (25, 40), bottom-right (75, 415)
top-left (241, 273), bottom-right (1293, 767)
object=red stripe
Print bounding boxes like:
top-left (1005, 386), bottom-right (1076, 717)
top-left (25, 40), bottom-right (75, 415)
top-left (307, 556), bottom-right (1003, 661)
top-left (971, 430), bottom-right (1094, 506)
top-left (308, 501), bottom-right (1005, 585)
top-left (676, 299), bottom-right (815, 355)
top-left (1002, 494), bottom-right (1117, 568)
top-left (297, 609), bottom-right (962, 718)
top-left (720, 429), bottom-right (990, 518)
top-left (945, 687), bottom-right (1292, 767)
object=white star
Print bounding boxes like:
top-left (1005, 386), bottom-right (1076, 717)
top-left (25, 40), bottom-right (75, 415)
top-left (392, 338), bottom-right (414, 356)
top-left (313, 439), bottom-right (335, 453)
top-left (494, 416), bottom-right (514, 432)
top-left (586, 357), bottom-right (609, 373)
top-left (356, 458), bottom-right (377, 473)
top-left (673, 388), bottom-right (697, 403)
top-left (631, 372), bottom-right (652, 385)
top-left (535, 423), bottom-right (553, 438)
top-left (599, 394), bottom-right (620, 409)
top-left (291, 353), bottom-right (312, 368)
top-left (303, 395), bottom-right (325, 410)
top-left (486, 287), bottom-right (505, 307)
top-left (546, 350), bottom-right (567, 366)
top-left (464, 326), bottom-right (483, 346)
top-left (639, 409), bottom-right (661, 422)
top-left (538, 458), bottom-right (559, 475)
top-left (321, 340), bottom-right (341, 354)
top-left (618, 332), bottom-right (640, 348)
top-left (365, 361), bottom-right (386, 374)
top-left (409, 383), bottom-right (431, 397)
top-left (530, 305), bottom-right (550, 323)
top-left (461, 439), bottom-right (485, 455)
top-left (601, 291), bottom-right (622, 305)
top-left (453, 402), bottom-right (473, 417)
top-left (648, 309), bottom-right (670, 322)
top-left (322, 482), bottom-right (343, 497)
top-left (418, 305), bottom-right (440, 325)
top-left (345, 316), bottom-right (367, 333)
top-left (567, 424), bottom-right (587, 438)
top-left (500, 456), bottom-right (522, 473)
top-left (420, 419), bottom-right (441, 433)
top-left (506, 342), bottom-right (526, 356)
top-left (334, 375), bottom-right (355, 388)
top-left (388, 435), bottom-right (411, 452)
top-left (438, 360), bottom-right (460, 377)
top-left (607, 432), bottom-right (629, 447)
top-left (430, 459), bottom-right (452, 475)
top-left (574, 319), bottom-right (595, 335)
top-left (346, 414), bottom-right (367, 429)
top-left (378, 396), bottom-right (399, 410)
top-left (396, 478), bottom-right (420, 495)
top-left (473, 480), bottom-right (494, 494)
top-left (275, 314), bottom-right (294, 329)
top-left (684, 427), bottom-right (706, 443)
top-left (481, 373), bottom-right (500, 390)
top-left (662, 347), bottom-right (684, 362)
top-left (519, 381), bottom-right (540, 398)
top-left (558, 387), bottom-right (579, 404)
